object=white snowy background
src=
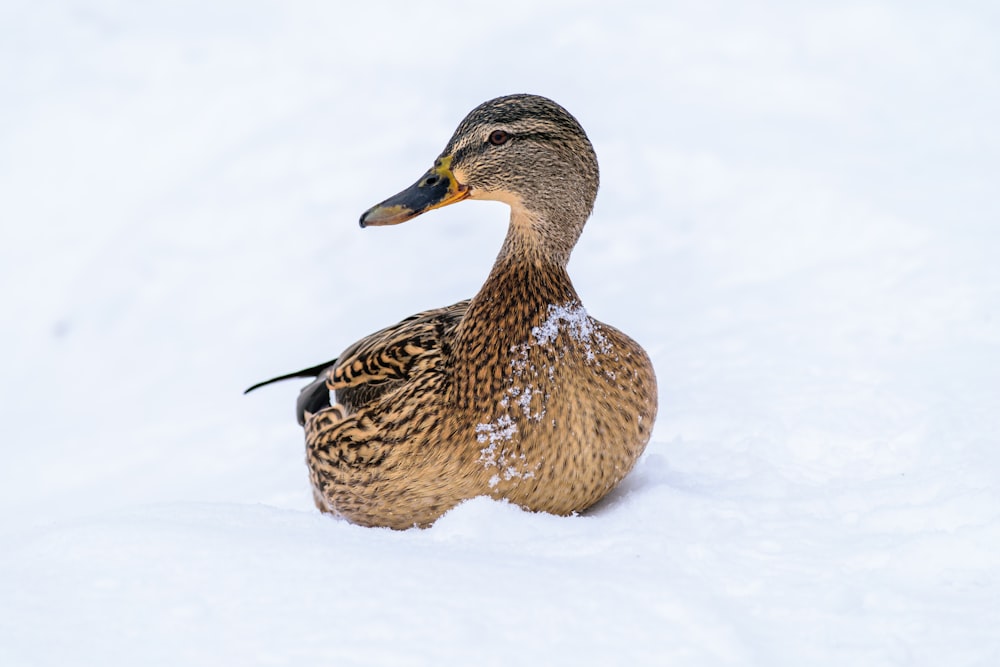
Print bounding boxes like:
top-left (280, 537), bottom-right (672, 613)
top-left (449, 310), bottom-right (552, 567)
top-left (2, 1), bottom-right (999, 665)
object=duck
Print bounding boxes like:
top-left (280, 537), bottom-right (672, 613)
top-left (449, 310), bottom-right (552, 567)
top-left (246, 94), bottom-right (657, 529)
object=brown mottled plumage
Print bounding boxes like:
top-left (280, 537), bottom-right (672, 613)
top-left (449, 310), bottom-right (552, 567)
top-left (248, 94), bottom-right (657, 529)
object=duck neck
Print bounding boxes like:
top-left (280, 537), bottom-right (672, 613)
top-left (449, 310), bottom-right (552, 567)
top-left (450, 209), bottom-right (582, 405)
top-left (496, 205), bottom-right (583, 269)
top-left (478, 206), bottom-right (581, 314)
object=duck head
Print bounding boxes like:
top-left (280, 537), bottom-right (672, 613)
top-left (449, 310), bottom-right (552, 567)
top-left (360, 94), bottom-right (600, 265)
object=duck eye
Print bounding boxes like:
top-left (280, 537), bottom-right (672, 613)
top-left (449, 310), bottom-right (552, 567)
top-left (488, 130), bottom-right (511, 146)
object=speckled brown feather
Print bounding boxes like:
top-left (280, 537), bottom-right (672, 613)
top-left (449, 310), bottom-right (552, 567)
top-left (300, 94), bottom-right (657, 529)
top-left (327, 301), bottom-right (469, 414)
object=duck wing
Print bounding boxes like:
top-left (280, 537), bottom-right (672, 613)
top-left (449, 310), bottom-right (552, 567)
top-left (245, 300), bottom-right (470, 425)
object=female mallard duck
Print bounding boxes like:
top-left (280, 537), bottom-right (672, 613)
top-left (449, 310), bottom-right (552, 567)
top-left (248, 94), bottom-right (657, 529)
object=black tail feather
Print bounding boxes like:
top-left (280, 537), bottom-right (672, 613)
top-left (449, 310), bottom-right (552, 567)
top-left (295, 375), bottom-right (334, 426)
top-left (243, 358), bottom-right (339, 394)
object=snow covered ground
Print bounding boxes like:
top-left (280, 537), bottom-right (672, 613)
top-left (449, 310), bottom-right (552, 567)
top-left (2, 1), bottom-right (999, 665)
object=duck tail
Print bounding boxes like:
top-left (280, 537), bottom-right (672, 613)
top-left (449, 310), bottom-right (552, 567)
top-left (244, 359), bottom-right (338, 426)
top-left (243, 358), bottom-right (338, 394)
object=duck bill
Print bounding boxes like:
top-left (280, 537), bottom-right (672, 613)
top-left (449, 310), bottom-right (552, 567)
top-left (359, 156), bottom-right (470, 227)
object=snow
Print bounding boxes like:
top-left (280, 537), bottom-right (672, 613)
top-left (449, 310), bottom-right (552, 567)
top-left (2, 1), bottom-right (999, 665)
top-left (530, 301), bottom-right (613, 363)
top-left (476, 414), bottom-right (527, 488)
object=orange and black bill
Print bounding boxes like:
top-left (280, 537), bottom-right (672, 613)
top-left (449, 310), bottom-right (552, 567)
top-left (359, 156), bottom-right (470, 227)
